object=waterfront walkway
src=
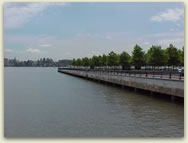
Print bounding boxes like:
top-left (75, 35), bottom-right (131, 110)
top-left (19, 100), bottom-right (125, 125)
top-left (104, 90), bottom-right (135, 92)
top-left (59, 68), bottom-right (184, 81)
top-left (58, 68), bottom-right (184, 99)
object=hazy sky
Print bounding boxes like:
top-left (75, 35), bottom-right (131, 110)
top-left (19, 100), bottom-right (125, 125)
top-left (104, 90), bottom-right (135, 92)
top-left (4, 2), bottom-right (184, 61)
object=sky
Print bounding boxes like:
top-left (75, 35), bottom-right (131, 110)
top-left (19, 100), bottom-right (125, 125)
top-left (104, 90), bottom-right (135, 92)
top-left (4, 2), bottom-right (184, 61)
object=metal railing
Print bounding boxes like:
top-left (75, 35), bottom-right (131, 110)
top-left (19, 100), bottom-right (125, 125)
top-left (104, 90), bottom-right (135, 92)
top-left (58, 68), bottom-right (184, 81)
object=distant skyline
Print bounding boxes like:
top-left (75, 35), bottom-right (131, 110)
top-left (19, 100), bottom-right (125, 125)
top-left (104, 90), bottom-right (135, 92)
top-left (4, 2), bottom-right (184, 61)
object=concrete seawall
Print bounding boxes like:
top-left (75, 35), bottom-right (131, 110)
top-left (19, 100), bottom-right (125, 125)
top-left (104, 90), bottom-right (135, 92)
top-left (58, 69), bottom-right (184, 98)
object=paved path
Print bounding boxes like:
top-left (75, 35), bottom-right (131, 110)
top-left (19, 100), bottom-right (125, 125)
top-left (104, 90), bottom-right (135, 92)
top-left (84, 71), bottom-right (184, 81)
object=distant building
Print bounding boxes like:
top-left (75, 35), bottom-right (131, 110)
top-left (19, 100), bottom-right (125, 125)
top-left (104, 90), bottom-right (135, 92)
top-left (4, 57), bottom-right (60, 67)
top-left (4, 58), bottom-right (9, 66)
top-left (8, 59), bottom-right (16, 66)
top-left (58, 60), bottom-right (72, 67)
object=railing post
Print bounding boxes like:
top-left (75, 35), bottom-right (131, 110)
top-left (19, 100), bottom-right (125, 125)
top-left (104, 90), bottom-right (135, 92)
top-left (179, 73), bottom-right (181, 80)
top-left (169, 73), bottom-right (171, 79)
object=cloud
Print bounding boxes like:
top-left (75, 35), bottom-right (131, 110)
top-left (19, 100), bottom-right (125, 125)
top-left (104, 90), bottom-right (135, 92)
top-left (52, 3), bottom-right (67, 7)
top-left (177, 23), bottom-right (181, 27)
top-left (170, 28), bottom-right (175, 32)
top-left (65, 52), bottom-right (72, 56)
top-left (4, 34), bottom-right (57, 49)
top-left (25, 48), bottom-right (41, 54)
top-left (39, 44), bottom-right (52, 47)
top-left (143, 42), bottom-right (150, 45)
top-left (77, 33), bottom-right (113, 40)
top-left (146, 31), bottom-right (184, 38)
top-left (105, 36), bottom-right (112, 40)
top-left (151, 8), bottom-right (184, 22)
top-left (137, 31), bottom-right (184, 51)
top-left (4, 48), bottom-right (13, 52)
top-left (158, 38), bottom-right (184, 47)
top-left (4, 2), bottom-right (67, 29)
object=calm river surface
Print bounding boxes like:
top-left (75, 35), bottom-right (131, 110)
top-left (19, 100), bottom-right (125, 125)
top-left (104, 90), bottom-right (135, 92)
top-left (4, 67), bottom-right (184, 137)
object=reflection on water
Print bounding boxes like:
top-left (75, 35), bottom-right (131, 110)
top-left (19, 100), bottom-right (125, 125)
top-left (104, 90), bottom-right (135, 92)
top-left (4, 67), bottom-right (184, 137)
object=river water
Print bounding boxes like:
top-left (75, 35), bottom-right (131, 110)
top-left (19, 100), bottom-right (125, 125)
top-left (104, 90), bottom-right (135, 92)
top-left (4, 67), bottom-right (184, 137)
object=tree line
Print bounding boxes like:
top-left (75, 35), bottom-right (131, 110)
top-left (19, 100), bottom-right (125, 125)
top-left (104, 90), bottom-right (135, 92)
top-left (71, 44), bottom-right (184, 70)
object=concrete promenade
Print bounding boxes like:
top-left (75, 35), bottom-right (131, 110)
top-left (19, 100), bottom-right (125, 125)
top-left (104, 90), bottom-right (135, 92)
top-left (58, 68), bottom-right (184, 99)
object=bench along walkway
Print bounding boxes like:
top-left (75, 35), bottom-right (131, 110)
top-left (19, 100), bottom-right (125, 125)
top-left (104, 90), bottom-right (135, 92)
top-left (58, 68), bottom-right (184, 99)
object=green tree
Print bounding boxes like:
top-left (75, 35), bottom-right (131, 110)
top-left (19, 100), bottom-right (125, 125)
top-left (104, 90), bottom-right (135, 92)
top-left (98, 55), bottom-right (103, 66)
top-left (119, 51), bottom-right (131, 69)
top-left (91, 55), bottom-right (100, 68)
top-left (146, 45), bottom-right (166, 68)
top-left (178, 46), bottom-right (184, 66)
top-left (82, 57), bottom-right (90, 66)
top-left (131, 44), bottom-right (145, 69)
top-left (181, 46), bottom-right (184, 66)
top-left (165, 44), bottom-right (181, 69)
top-left (71, 58), bottom-right (76, 66)
top-left (107, 51), bottom-right (119, 66)
top-left (76, 58), bottom-right (82, 66)
top-left (101, 54), bottom-right (107, 66)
